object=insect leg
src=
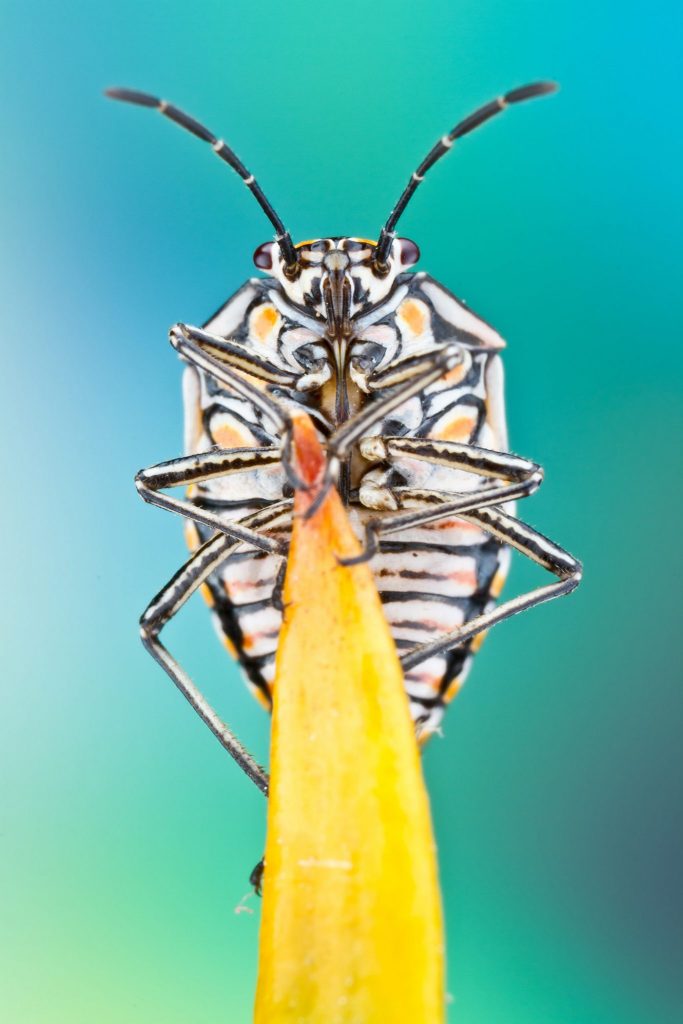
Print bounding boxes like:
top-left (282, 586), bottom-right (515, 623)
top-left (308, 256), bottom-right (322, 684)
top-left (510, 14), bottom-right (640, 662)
top-left (342, 472), bottom-right (540, 566)
top-left (355, 345), bottom-right (490, 392)
top-left (304, 344), bottom-right (464, 519)
top-left (170, 325), bottom-right (305, 491)
top-left (361, 499), bottom-right (581, 669)
top-left (172, 323), bottom-right (305, 388)
top-left (140, 501), bottom-right (292, 792)
top-left (358, 436), bottom-right (543, 510)
top-left (136, 447), bottom-right (286, 554)
top-left (331, 347), bottom-right (463, 463)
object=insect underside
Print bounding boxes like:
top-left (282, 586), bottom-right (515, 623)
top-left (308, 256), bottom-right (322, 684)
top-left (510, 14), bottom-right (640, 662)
top-left (109, 81), bottom-right (581, 794)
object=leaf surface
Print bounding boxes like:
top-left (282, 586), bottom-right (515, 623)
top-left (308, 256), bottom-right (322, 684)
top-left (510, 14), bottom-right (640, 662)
top-left (255, 412), bottom-right (444, 1023)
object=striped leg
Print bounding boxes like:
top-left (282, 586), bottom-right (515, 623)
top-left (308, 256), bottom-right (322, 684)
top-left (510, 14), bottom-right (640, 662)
top-left (351, 344), bottom-right (472, 393)
top-left (136, 447), bottom-right (286, 554)
top-left (401, 505), bottom-right (581, 668)
top-left (345, 475), bottom-right (542, 568)
top-left (172, 322), bottom-right (330, 391)
top-left (357, 435), bottom-right (543, 513)
top-left (329, 345), bottom-right (463, 462)
top-left (169, 324), bottom-right (306, 491)
top-left (140, 501), bottom-right (291, 792)
top-left (305, 343), bottom-right (464, 517)
top-left (346, 491), bottom-right (581, 668)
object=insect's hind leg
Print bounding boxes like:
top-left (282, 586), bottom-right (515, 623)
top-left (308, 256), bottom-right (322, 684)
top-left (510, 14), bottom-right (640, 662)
top-left (369, 498), bottom-right (581, 671)
top-left (140, 501), bottom-right (291, 793)
top-left (136, 446), bottom-right (286, 554)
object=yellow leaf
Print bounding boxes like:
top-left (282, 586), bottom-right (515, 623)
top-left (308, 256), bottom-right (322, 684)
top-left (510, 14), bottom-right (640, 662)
top-left (254, 412), bottom-right (445, 1023)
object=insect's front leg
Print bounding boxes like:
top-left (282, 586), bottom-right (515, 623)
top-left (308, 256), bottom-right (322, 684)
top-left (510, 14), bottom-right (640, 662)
top-left (172, 323), bottom-right (323, 389)
top-left (170, 324), bottom-right (306, 492)
top-left (139, 500), bottom-right (291, 792)
top-left (351, 346), bottom-right (466, 392)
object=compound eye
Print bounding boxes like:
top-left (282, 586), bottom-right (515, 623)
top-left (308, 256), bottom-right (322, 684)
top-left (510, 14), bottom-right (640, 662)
top-left (253, 242), bottom-right (274, 270)
top-left (398, 238), bottom-right (420, 266)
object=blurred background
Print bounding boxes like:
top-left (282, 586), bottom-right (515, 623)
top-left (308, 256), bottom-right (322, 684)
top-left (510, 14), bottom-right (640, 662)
top-left (2, 1), bottom-right (681, 1021)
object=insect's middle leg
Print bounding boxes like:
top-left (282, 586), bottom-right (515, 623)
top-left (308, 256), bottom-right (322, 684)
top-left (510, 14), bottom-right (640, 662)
top-left (357, 434), bottom-right (543, 515)
top-left (136, 447), bottom-right (286, 554)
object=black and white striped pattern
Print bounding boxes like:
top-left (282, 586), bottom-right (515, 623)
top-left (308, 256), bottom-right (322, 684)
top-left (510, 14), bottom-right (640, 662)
top-left (115, 83), bottom-right (578, 783)
top-left (183, 248), bottom-right (513, 738)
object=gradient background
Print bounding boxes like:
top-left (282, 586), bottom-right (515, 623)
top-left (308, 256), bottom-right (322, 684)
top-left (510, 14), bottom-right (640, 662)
top-left (2, 2), bottom-right (681, 1021)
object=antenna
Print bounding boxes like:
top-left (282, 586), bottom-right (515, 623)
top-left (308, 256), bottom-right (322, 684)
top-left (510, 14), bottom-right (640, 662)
top-left (105, 88), bottom-right (298, 269)
top-left (374, 82), bottom-right (558, 266)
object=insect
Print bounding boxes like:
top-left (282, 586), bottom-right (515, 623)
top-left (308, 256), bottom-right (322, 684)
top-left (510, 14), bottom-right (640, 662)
top-left (107, 82), bottom-right (581, 796)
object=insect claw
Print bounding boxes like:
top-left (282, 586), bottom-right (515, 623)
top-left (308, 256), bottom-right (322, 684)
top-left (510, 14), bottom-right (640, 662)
top-left (168, 323), bottom-right (190, 355)
top-left (338, 549), bottom-right (371, 567)
top-left (272, 561), bottom-right (289, 610)
top-left (249, 857), bottom-right (264, 897)
top-left (302, 472), bottom-right (333, 520)
top-left (282, 456), bottom-right (307, 493)
top-left (338, 530), bottom-right (378, 566)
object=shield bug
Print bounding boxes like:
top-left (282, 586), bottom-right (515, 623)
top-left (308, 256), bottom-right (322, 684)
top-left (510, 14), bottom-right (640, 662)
top-left (107, 83), bottom-right (581, 794)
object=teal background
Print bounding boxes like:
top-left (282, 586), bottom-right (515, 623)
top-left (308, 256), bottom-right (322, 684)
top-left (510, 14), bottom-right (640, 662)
top-left (2, 1), bottom-right (681, 1021)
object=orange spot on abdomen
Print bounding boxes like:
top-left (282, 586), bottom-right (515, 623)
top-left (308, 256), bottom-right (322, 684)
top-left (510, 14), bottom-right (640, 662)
top-left (448, 568), bottom-right (477, 588)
